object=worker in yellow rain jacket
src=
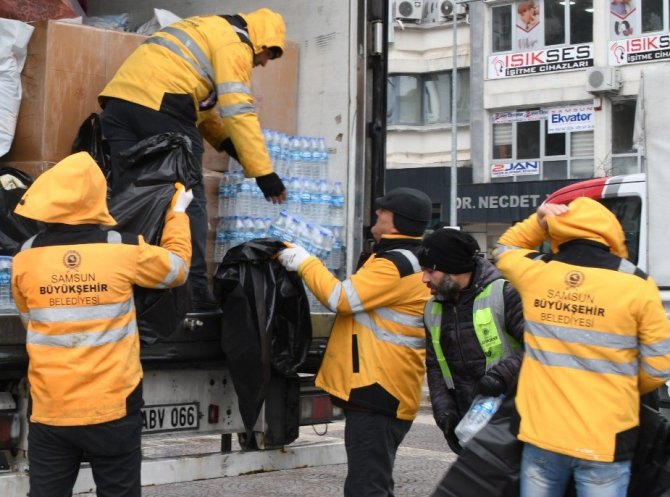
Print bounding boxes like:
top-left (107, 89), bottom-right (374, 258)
top-left (494, 198), bottom-right (670, 497)
top-left (99, 8), bottom-right (287, 312)
top-left (11, 152), bottom-right (192, 497)
top-left (277, 187), bottom-right (432, 497)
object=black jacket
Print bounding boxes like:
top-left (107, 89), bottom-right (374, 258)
top-left (425, 257), bottom-right (525, 428)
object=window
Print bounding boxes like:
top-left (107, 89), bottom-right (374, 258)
top-left (610, 0), bottom-right (667, 39)
top-left (491, 0), bottom-right (593, 53)
top-left (611, 99), bottom-right (643, 175)
top-left (601, 196), bottom-right (641, 264)
top-left (641, 0), bottom-right (665, 33)
top-left (387, 70), bottom-right (470, 126)
top-left (491, 107), bottom-right (594, 182)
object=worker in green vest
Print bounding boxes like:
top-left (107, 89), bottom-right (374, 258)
top-left (418, 228), bottom-right (525, 454)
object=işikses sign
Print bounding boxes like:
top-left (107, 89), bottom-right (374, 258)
top-left (488, 43), bottom-right (593, 79)
top-left (609, 33), bottom-right (670, 66)
top-left (490, 161), bottom-right (539, 178)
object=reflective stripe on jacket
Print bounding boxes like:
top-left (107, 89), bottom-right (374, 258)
top-left (303, 235), bottom-right (431, 421)
top-left (425, 279), bottom-right (519, 388)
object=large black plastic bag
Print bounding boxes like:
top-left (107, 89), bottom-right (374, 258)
top-left (107, 132), bottom-right (201, 344)
top-left (0, 167), bottom-right (40, 255)
top-left (431, 394), bottom-right (522, 497)
top-left (213, 239), bottom-right (312, 435)
top-left (71, 113), bottom-right (112, 183)
top-left (627, 404), bottom-right (670, 497)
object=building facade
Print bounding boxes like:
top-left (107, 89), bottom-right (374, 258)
top-left (387, 0), bottom-right (667, 255)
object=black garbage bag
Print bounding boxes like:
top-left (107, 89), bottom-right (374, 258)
top-left (0, 167), bottom-right (41, 255)
top-left (107, 132), bottom-right (201, 344)
top-left (71, 113), bottom-right (112, 182)
top-left (627, 404), bottom-right (670, 497)
top-left (431, 394), bottom-right (523, 497)
top-left (213, 238), bottom-right (312, 436)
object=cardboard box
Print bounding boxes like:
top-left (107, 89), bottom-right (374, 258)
top-left (4, 21), bottom-right (146, 163)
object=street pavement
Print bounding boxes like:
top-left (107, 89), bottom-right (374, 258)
top-left (75, 403), bottom-right (457, 497)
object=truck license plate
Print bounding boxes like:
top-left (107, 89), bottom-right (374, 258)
top-left (141, 402), bottom-right (199, 434)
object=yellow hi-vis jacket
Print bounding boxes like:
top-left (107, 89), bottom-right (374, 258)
top-left (12, 152), bottom-right (191, 426)
top-left (494, 197), bottom-right (670, 462)
top-left (99, 9), bottom-right (285, 179)
top-left (298, 235), bottom-right (431, 421)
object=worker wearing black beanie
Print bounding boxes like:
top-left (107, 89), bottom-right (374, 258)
top-left (418, 228), bottom-right (480, 274)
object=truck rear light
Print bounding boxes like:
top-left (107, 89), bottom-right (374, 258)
top-left (208, 404), bottom-right (219, 424)
top-left (0, 413), bottom-right (20, 449)
top-left (299, 394), bottom-right (343, 425)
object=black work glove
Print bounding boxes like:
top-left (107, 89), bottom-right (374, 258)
top-left (256, 172), bottom-right (286, 199)
top-left (476, 372), bottom-right (506, 397)
top-left (439, 412), bottom-right (463, 455)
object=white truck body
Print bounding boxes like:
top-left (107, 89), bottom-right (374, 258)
top-left (0, 0), bottom-right (385, 493)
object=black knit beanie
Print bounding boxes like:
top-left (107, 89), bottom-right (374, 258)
top-left (418, 228), bottom-right (480, 274)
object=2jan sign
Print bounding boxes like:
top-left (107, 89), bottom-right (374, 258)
top-left (491, 161), bottom-right (540, 179)
top-left (488, 43), bottom-right (593, 79)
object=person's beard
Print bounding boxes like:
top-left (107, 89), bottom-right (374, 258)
top-left (434, 276), bottom-right (460, 302)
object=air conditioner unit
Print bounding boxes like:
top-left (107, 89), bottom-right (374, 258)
top-left (395, 0), bottom-right (424, 21)
top-left (586, 67), bottom-right (621, 94)
top-left (440, 0), bottom-right (468, 19)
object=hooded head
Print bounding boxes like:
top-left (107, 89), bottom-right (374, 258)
top-left (547, 197), bottom-right (628, 258)
top-left (15, 152), bottom-right (116, 226)
top-left (240, 8), bottom-right (286, 59)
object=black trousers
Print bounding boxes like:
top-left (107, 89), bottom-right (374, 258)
top-left (343, 409), bottom-right (413, 497)
top-left (28, 410), bottom-right (142, 497)
top-left (99, 98), bottom-right (209, 289)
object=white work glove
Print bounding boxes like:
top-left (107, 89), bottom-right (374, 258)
top-left (171, 182), bottom-right (193, 213)
top-left (277, 245), bottom-right (311, 272)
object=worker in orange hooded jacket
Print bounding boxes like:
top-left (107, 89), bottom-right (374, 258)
top-left (12, 152), bottom-right (192, 497)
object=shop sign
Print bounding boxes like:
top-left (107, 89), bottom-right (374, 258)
top-left (488, 43), bottom-right (593, 79)
top-left (546, 105), bottom-right (594, 133)
top-left (492, 109), bottom-right (546, 124)
top-left (490, 161), bottom-right (540, 179)
top-left (609, 34), bottom-right (670, 65)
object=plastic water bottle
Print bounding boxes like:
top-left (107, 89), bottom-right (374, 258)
top-left (327, 226), bottom-right (343, 270)
top-left (278, 132), bottom-right (291, 177)
top-left (300, 179), bottom-right (315, 221)
top-left (315, 180), bottom-right (331, 224)
top-left (236, 179), bottom-right (254, 216)
top-left (267, 211), bottom-right (288, 240)
top-left (214, 218), bottom-right (227, 262)
top-left (316, 137), bottom-right (329, 179)
top-left (454, 395), bottom-right (505, 445)
top-left (289, 136), bottom-right (303, 178)
top-left (300, 136), bottom-right (313, 179)
top-left (0, 256), bottom-right (13, 312)
top-left (330, 181), bottom-right (345, 227)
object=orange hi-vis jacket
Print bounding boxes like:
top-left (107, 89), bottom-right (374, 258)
top-left (299, 235), bottom-right (431, 421)
top-left (12, 152), bottom-right (191, 426)
top-left (99, 9), bottom-right (285, 179)
top-left (494, 197), bottom-right (670, 462)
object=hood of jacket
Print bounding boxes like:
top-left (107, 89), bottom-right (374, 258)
top-left (240, 8), bottom-right (286, 56)
top-left (15, 152), bottom-right (116, 226)
top-left (547, 197), bottom-right (627, 258)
